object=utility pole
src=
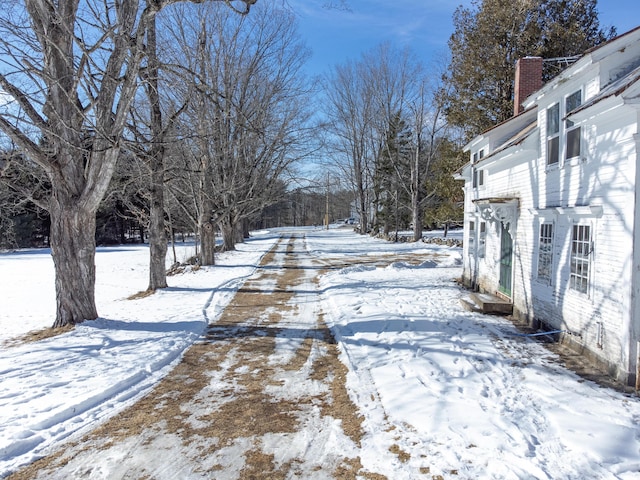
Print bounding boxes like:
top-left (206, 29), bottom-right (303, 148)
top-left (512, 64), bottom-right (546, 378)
top-left (325, 172), bottom-right (330, 230)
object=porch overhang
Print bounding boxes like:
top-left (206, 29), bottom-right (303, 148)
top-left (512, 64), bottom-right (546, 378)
top-left (473, 197), bottom-right (519, 235)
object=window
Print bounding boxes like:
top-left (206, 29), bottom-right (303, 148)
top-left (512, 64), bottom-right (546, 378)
top-left (565, 90), bottom-right (582, 159)
top-left (570, 224), bottom-right (591, 294)
top-left (473, 168), bottom-right (484, 188)
top-left (472, 150), bottom-right (485, 188)
top-left (546, 103), bottom-right (560, 165)
top-left (468, 221), bottom-right (476, 252)
top-left (478, 221), bottom-right (486, 257)
top-left (537, 223), bottom-right (554, 282)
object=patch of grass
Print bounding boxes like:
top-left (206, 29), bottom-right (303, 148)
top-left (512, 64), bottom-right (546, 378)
top-left (388, 444), bottom-right (411, 463)
top-left (127, 289), bottom-right (155, 300)
top-left (2, 324), bottom-right (74, 348)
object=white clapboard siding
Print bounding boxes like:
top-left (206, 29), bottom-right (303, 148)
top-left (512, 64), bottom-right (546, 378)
top-left (460, 27), bottom-right (640, 383)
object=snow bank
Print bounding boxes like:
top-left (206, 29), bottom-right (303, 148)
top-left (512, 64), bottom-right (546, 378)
top-left (0, 233), bottom-right (280, 476)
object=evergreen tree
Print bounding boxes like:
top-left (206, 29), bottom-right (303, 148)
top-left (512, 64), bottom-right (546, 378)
top-left (372, 112), bottom-right (412, 236)
top-left (423, 138), bottom-right (466, 232)
top-left (444, 0), bottom-right (615, 139)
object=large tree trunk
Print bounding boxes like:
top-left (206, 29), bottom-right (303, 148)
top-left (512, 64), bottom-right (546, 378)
top-left (199, 213), bottom-right (216, 266)
top-left (220, 216), bottom-right (236, 252)
top-left (49, 199), bottom-right (98, 328)
top-left (411, 189), bottom-right (422, 242)
top-left (146, 17), bottom-right (168, 291)
top-left (148, 169), bottom-right (168, 290)
top-left (355, 161), bottom-right (368, 234)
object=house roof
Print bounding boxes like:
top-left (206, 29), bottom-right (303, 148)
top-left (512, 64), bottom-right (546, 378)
top-left (524, 25), bottom-right (640, 110)
top-left (569, 63), bottom-right (640, 118)
top-left (463, 107), bottom-right (537, 153)
top-left (480, 119), bottom-right (537, 163)
top-left (455, 25), bottom-right (640, 182)
top-left (464, 25), bottom-right (640, 161)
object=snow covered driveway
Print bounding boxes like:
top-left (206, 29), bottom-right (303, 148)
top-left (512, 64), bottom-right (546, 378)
top-left (5, 234), bottom-right (365, 479)
top-left (310, 230), bottom-right (640, 479)
top-left (2, 227), bottom-right (640, 479)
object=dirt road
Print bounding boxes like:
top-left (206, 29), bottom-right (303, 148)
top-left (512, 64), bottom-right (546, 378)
top-left (9, 235), bottom-right (382, 479)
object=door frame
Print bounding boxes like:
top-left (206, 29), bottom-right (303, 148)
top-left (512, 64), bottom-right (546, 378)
top-left (499, 222), bottom-right (514, 297)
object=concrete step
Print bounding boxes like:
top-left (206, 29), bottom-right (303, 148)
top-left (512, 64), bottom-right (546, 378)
top-left (460, 292), bottom-right (513, 315)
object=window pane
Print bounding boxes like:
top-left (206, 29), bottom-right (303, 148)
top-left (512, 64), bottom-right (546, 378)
top-left (547, 103), bottom-right (559, 135)
top-left (566, 126), bottom-right (581, 159)
top-left (537, 223), bottom-right (554, 282)
top-left (566, 90), bottom-right (581, 113)
top-left (566, 91), bottom-right (581, 128)
top-left (547, 136), bottom-right (559, 165)
top-left (570, 224), bottom-right (591, 294)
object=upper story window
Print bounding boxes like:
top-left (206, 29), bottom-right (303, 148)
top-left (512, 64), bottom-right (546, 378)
top-left (472, 149), bottom-right (485, 163)
top-left (472, 150), bottom-right (485, 188)
top-left (546, 103), bottom-right (560, 165)
top-left (565, 90), bottom-right (582, 159)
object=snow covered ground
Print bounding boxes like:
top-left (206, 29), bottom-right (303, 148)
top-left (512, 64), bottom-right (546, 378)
top-left (1, 227), bottom-right (640, 479)
top-left (0, 233), bottom-right (280, 477)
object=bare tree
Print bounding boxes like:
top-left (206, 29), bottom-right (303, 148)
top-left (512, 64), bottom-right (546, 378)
top-left (405, 79), bottom-right (450, 241)
top-left (165, 2), bottom-right (311, 254)
top-left (126, 13), bottom-right (189, 289)
top-left (323, 59), bottom-right (376, 234)
top-left (324, 44), bottom-right (455, 241)
top-left (0, 0), bottom-right (255, 327)
top-left (324, 44), bottom-right (423, 236)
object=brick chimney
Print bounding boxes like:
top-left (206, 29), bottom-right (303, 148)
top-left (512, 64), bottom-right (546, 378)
top-left (514, 57), bottom-right (543, 116)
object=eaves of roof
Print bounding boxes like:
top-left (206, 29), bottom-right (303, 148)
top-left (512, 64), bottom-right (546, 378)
top-left (474, 119), bottom-right (538, 168)
top-left (569, 64), bottom-right (640, 117)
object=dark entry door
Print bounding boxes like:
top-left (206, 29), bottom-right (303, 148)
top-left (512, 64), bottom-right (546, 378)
top-left (499, 223), bottom-right (513, 297)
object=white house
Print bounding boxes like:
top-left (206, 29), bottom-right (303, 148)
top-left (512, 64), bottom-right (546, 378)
top-left (457, 26), bottom-right (640, 386)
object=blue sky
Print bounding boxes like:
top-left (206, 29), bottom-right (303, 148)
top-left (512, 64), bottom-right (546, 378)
top-left (288, 0), bottom-right (640, 78)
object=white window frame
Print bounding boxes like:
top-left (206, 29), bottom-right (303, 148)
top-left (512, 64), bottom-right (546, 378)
top-left (472, 150), bottom-right (485, 189)
top-left (478, 221), bottom-right (486, 258)
top-left (565, 90), bottom-right (582, 160)
top-left (537, 222), bottom-right (554, 284)
top-left (569, 223), bottom-right (592, 295)
top-left (546, 103), bottom-right (560, 166)
top-left (473, 168), bottom-right (484, 188)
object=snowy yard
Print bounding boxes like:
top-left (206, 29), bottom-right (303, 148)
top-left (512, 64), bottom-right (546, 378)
top-left (1, 227), bottom-right (639, 479)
